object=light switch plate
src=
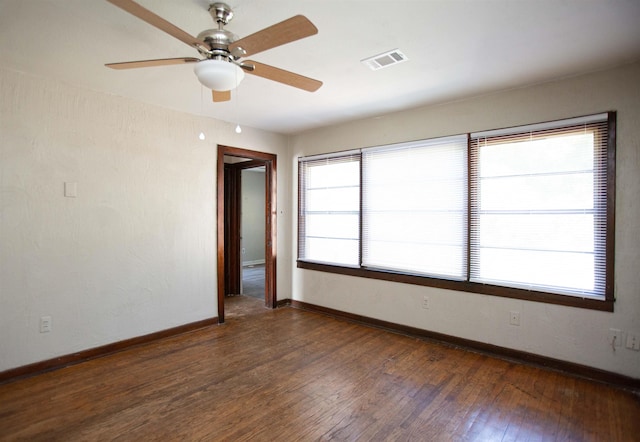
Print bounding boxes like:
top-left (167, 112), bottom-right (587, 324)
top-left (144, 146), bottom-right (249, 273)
top-left (40, 316), bottom-right (52, 333)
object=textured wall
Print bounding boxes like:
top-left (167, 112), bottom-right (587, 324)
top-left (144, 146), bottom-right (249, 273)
top-left (290, 62), bottom-right (640, 378)
top-left (2, 62), bottom-right (638, 378)
top-left (0, 68), bottom-right (288, 372)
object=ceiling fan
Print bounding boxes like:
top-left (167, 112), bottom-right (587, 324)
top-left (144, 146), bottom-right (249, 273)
top-left (105, 0), bottom-right (322, 102)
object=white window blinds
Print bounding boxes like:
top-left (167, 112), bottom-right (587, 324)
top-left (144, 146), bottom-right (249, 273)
top-left (469, 113), bottom-right (610, 298)
top-left (361, 135), bottom-right (468, 279)
top-left (298, 152), bottom-right (361, 266)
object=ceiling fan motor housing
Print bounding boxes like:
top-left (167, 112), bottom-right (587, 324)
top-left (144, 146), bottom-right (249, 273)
top-left (200, 3), bottom-right (238, 61)
top-left (197, 28), bottom-right (239, 60)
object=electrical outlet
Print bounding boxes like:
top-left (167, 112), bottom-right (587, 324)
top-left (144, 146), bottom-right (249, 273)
top-left (509, 311), bottom-right (520, 326)
top-left (422, 296), bottom-right (429, 309)
top-left (626, 333), bottom-right (640, 351)
top-left (609, 328), bottom-right (622, 348)
top-left (40, 316), bottom-right (52, 333)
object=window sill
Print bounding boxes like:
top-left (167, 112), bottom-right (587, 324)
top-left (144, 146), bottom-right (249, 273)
top-left (297, 260), bottom-right (614, 312)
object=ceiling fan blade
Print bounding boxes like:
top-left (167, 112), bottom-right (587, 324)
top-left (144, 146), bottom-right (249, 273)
top-left (228, 15), bottom-right (317, 57)
top-left (106, 0), bottom-right (208, 50)
top-left (212, 90), bottom-right (231, 102)
top-left (106, 57), bottom-right (200, 70)
top-left (245, 61), bottom-right (322, 92)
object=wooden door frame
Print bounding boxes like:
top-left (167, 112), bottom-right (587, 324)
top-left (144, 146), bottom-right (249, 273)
top-left (223, 163), bottom-right (242, 296)
top-left (224, 159), bottom-right (265, 296)
top-left (217, 145), bottom-right (277, 323)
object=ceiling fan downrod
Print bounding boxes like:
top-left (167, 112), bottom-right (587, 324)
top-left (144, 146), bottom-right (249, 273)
top-left (196, 2), bottom-right (242, 62)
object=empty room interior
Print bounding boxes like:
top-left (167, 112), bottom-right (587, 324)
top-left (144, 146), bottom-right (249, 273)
top-left (1, 0), bottom-right (640, 439)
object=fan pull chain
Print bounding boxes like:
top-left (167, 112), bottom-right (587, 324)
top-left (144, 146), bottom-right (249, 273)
top-left (235, 64), bottom-right (242, 134)
top-left (199, 85), bottom-right (206, 140)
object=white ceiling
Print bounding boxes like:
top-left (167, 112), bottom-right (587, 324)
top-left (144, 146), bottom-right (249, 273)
top-left (2, 0), bottom-right (640, 134)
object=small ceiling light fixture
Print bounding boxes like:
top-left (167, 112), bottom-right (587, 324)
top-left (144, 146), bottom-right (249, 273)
top-left (199, 131), bottom-right (206, 140)
top-left (194, 59), bottom-right (245, 91)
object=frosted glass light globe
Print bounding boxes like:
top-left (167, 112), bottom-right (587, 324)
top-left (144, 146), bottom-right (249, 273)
top-left (194, 59), bottom-right (245, 91)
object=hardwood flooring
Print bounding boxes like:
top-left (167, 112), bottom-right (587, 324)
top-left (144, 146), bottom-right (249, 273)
top-left (225, 293), bottom-right (269, 317)
top-left (241, 264), bottom-right (265, 299)
top-left (1, 297), bottom-right (639, 441)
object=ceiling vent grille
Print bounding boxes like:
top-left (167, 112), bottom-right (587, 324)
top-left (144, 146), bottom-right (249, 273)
top-left (361, 49), bottom-right (408, 71)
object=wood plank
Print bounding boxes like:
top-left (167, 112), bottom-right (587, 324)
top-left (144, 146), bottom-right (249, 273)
top-left (0, 317), bottom-right (217, 384)
top-left (1, 298), bottom-right (639, 440)
top-left (291, 299), bottom-right (640, 390)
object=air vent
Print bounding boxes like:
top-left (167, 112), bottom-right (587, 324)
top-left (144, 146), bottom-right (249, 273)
top-left (361, 49), bottom-right (408, 71)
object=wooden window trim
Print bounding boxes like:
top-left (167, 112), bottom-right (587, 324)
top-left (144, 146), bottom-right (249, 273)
top-left (297, 260), bottom-right (613, 311)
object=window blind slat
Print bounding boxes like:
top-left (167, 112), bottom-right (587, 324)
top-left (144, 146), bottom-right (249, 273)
top-left (471, 113), bottom-right (609, 138)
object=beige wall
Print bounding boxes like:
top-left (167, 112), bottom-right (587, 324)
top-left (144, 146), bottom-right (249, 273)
top-left (0, 68), bottom-right (289, 372)
top-left (289, 62), bottom-right (640, 378)
top-left (2, 61), bottom-right (638, 379)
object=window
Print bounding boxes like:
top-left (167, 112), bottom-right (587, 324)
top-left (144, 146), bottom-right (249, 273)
top-left (469, 114), bottom-right (611, 298)
top-left (298, 112), bottom-right (615, 310)
top-left (361, 136), bottom-right (468, 279)
top-left (298, 152), bottom-right (360, 266)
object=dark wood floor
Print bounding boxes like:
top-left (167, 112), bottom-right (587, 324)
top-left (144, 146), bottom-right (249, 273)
top-left (1, 296), bottom-right (639, 441)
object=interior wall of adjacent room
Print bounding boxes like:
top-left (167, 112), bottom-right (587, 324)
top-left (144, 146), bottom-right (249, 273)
top-left (0, 68), bottom-right (289, 372)
top-left (241, 168), bottom-right (266, 266)
top-left (289, 61), bottom-right (640, 379)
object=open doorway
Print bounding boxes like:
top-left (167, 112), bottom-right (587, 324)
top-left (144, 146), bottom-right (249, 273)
top-left (216, 145), bottom-right (277, 324)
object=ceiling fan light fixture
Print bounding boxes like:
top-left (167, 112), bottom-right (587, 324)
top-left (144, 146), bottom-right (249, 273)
top-left (194, 59), bottom-right (245, 91)
top-left (105, 0), bottom-right (323, 101)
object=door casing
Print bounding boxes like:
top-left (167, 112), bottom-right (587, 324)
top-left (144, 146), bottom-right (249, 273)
top-left (217, 145), bottom-right (277, 323)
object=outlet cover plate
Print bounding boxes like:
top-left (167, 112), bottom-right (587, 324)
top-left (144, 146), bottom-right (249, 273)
top-left (626, 333), bottom-right (640, 351)
top-left (40, 316), bottom-right (52, 333)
